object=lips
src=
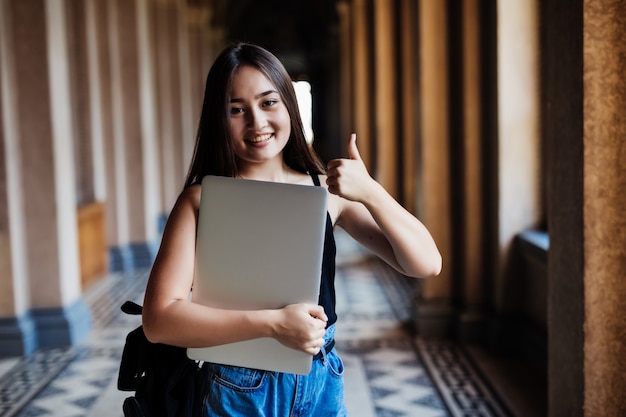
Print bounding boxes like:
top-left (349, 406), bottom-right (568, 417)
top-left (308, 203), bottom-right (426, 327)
top-left (247, 133), bottom-right (273, 144)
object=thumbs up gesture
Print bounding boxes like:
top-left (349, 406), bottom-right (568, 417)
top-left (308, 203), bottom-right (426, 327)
top-left (326, 133), bottom-right (376, 202)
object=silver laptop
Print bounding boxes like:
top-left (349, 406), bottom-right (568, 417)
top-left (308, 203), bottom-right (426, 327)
top-left (187, 175), bottom-right (328, 374)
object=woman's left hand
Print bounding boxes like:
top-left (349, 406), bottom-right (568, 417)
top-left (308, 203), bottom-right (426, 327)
top-left (325, 133), bottom-right (442, 279)
top-left (326, 134), bottom-right (377, 203)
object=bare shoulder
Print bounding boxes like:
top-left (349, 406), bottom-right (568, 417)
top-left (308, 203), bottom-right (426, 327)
top-left (177, 184), bottom-right (201, 210)
top-left (165, 184), bottom-right (202, 227)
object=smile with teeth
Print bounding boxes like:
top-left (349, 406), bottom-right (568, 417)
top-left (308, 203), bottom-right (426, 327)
top-left (248, 133), bottom-right (273, 143)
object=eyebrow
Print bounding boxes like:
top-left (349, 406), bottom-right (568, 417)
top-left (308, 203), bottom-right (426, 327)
top-left (230, 90), bottom-right (278, 103)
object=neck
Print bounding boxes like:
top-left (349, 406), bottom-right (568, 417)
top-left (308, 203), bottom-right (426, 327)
top-left (238, 160), bottom-right (292, 183)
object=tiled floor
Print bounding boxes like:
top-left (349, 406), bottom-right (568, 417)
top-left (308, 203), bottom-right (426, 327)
top-left (0, 230), bottom-right (512, 417)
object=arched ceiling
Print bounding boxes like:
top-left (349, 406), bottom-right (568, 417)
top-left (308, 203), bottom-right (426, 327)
top-left (208, 0), bottom-right (339, 75)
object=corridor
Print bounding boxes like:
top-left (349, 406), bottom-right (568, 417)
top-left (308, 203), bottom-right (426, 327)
top-left (2, 0), bottom-right (626, 415)
top-left (0, 230), bottom-right (512, 417)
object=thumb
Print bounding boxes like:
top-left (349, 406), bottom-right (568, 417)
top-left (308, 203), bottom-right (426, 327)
top-left (347, 133), bottom-right (362, 161)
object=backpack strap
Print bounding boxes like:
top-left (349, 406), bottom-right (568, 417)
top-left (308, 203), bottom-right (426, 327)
top-left (121, 301), bottom-right (143, 315)
top-left (310, 173), bottom-right (321, 187)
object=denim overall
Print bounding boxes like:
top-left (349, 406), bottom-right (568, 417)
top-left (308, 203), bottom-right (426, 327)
top-left (200, 324), bottom-right (346, 416)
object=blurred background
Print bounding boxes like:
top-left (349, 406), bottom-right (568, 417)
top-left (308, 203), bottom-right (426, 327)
top-left (0, 0), bottom-right (625, 415)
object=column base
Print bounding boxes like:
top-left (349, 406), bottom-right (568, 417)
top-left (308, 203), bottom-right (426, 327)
top-left (456, 308), bottom-right (489, 344)
top-left (0, 299), bottom-right (92, 357)
top-left (110, 241), bottom-right (158, 272)
top-left (129, 242), bottom-right (158, 269)
top-left (414, 299), bottom-right (456, 338)
top-left (31, 299), bottom-right (92, 348)
top-left (110, 245), bottom-right (134, 272)
top-left (0, 313), bottom-right (38, 357)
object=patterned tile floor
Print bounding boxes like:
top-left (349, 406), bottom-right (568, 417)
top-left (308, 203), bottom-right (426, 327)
top-left (0, 230), bottom-right (512, 417)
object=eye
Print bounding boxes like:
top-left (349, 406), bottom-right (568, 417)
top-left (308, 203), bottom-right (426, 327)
top-left (262, 99), bottom-right (279, 108)
top-left (230, 106), bottom-right (244, 115)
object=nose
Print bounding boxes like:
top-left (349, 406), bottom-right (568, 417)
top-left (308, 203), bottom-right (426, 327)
top-left (246, 107), bottom-right (267, 130)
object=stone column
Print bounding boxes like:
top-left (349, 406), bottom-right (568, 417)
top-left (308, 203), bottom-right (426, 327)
top-left (582, 0), bottom-right (626, 414)
top-left (176, 0), bottom-right (196, 178)
top-left (153, 0), bottom-right (185, 215)
top-left (67, 0), bottom-right (109, 289)
top-left (90, 0), bottom-right (120, 269)
top-left (107, 0), bottom-right (131, 270)
top-left (543, 0), bottom-right (584, 414)
top-left (0, 0), bottom-right (35, 356)
top-left (458, 0), bottom-right (486, 337)
top-left (84, 0), bottom-right (108, 203)
top-left (0, 0), bottom-right (90, 353)
top-left (136, 0), bottom-right (161, 248)
top-left (415, 0), bottom-right (454, 336)
top-left (350, 0), bottom-right (373, 169)
top-left (66, 0), bottom-right (95, 205)
top-left (399, 0), bottom-right (419, 214)
top-left (336, 0), bottom-right (352, 145)
top-left (373, 0), bottom-right (398, 198)
top-left (186, 2), bottom-right (211, 133)
top-left (107, 0), bottom-right (159, 270)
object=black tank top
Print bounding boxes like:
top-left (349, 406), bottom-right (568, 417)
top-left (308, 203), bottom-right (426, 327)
top-left (311, 174), bottom-right (337, 327)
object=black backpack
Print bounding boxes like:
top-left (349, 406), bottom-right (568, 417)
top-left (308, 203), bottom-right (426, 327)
top-left (117, 301), bottom-right (202, 417)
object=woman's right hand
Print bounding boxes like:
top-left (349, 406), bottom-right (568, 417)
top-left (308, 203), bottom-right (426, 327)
top-left (270, 304), bottom-right (328, 356)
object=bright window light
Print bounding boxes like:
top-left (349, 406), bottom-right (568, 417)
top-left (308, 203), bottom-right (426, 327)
top-left (293, 80), bottom-right (314, 144)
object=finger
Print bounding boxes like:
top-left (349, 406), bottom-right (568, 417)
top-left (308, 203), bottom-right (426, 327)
top-left (309, 305), bottom-right (328, 322)
top-left (347, 133), bottom-right (362, 161)
top-left (310, 337), bottom-right (326, 355)
top-left (325, 176), bottom-right (342, 196)
top-left (313, 335), bottom-right (327, 353)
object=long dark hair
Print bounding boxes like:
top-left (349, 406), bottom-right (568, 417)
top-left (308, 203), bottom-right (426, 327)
top-left (185, 43), bottom-right (325, 187)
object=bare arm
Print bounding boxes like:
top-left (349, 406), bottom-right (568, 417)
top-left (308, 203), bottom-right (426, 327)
top-left (141, 186), bottom-right (328, 355)
top-left (326, 134), bottom-right (442, 278)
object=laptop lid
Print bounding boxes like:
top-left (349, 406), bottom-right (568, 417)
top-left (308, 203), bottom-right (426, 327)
top-left (187, 175), bottom-right (328, 374)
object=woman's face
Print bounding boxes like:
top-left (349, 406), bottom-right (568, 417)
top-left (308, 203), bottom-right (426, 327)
top-left (228, 65), bottom-right (291, 169)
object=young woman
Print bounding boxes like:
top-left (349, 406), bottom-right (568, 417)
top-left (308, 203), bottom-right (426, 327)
top-left (142, 42), bottom-right (441, 416)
